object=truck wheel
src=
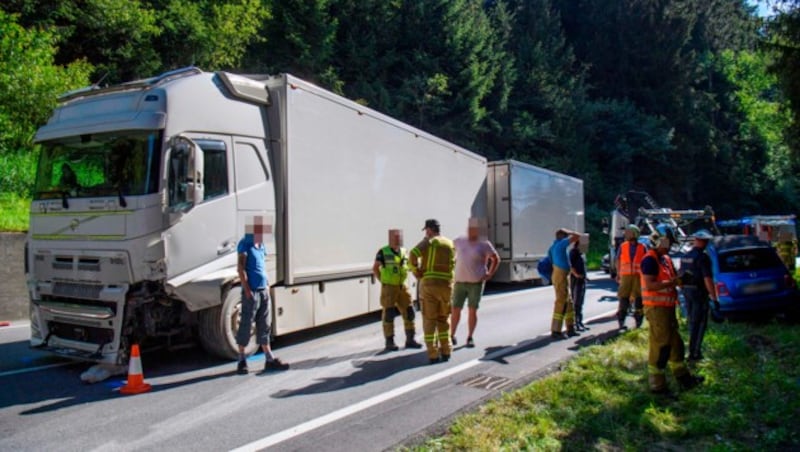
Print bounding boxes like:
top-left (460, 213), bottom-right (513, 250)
top-left (198, 287), bottom-right (257, 359)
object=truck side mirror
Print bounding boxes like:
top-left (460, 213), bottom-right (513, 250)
top-left (168, 136), bottom-right (204, 208)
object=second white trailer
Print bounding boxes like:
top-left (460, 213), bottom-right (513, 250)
top-left (487, 160), bottom-right (585, 283)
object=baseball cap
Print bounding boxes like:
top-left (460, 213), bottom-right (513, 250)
top-left (422, 219), bottom-right (440, 230)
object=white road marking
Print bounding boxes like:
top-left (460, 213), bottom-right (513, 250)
top-left (230, 309), bottom-right (617, 452)
top-left (0, 321), bottom-right (31, 331)
top-left (0, 361), bottom-right (74, 377)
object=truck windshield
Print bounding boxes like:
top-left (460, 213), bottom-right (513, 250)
top-left (34, 131), bottom-right (162, 200)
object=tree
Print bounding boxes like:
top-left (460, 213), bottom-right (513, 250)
top-left (0, 9), bottom-right (92, 193)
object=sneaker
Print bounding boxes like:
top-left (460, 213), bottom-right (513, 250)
top-left (466, 337), bottom-right (475, 348)
top-left (264, 357), bottom-right (290, 372)
top-left (236, 359), bottom-right (248, 375)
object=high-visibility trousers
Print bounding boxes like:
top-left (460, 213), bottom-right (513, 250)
top-left (420, 278), bottom-right (453, 360)
top-left (644, 305), bottom-right (689, 391)
top-left (380, 284), bottom-right (415, 338)
top-left (550, 266), bottom-right (574, 333)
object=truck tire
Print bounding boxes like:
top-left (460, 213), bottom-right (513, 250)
top-left (197, 287), bottom-right (257, 359)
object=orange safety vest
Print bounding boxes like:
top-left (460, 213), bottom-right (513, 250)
top-left (640, 250), bottom-right (678, 307)
top-left (618, 241), bottom-right (646, 276)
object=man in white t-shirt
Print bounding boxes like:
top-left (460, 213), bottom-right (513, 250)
top-left (450, 218), bottom-right (499, 348)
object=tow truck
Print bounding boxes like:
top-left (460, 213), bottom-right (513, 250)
top-left (603, 191), bottom-right (718, 277)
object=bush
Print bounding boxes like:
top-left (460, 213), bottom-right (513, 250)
top-left (0, 151), bottom-right (37, 196)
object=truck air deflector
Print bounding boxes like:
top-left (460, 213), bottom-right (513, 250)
top-left (216, 72), bottom-right (271, 105)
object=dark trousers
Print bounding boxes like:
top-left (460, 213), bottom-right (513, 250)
top-left (236, 289), bottom-right (272, 347)
top-left (569, 275), bottom-right (586, 325)
top-left (684, 288), bottom-right (708, 359)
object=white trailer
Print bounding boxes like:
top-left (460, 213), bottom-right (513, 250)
top-left (487, 160), bottom-right (585, 282)
top-left (27, 68), bottom-right (487, 364)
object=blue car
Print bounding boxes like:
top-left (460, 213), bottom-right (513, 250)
top-left (706, 235), bottom-right (799, 321)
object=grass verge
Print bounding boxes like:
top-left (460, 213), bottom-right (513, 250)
top-left (0, 193), bottom-right (30, 232)
top-left (408, 319), bottom-right (800, 451)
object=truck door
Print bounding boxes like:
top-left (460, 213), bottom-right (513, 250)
top-left (164, 135), bottom-right (237, 278)
top-left (233, 139), bottom-right (277, 280)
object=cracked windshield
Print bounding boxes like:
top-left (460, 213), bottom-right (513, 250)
top-left (34, 131), bottom-right (161, 200)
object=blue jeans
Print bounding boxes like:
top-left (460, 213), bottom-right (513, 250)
top-left (236, 288), bottom-right (272, 347)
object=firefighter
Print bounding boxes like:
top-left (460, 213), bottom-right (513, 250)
top-left (641, 236), bottom-right (704, 394)
top-left (616, 225), bottom-right (646, 329)
top-left (409, 219), bottom-right (455, 364)
top-left (372, 229), bottom-right (423, 351)
top-left (679, 229), bottom-right (716, 361)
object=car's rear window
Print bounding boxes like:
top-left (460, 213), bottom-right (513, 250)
top-left (718, 248), bottom-right (784, 272)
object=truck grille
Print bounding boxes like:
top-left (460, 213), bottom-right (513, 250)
top-left (53, 282), bottom-right (103, 300)
top-left (48, 321), bottom-right (114, 345)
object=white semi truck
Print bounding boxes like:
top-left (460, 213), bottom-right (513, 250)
top-left (27, 67), bottom-right (583, 365)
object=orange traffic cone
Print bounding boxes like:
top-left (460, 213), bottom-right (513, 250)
top-left (119, 344), bottom-right (152, 394)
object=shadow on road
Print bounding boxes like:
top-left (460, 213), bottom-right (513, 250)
top-left (270, 350), bottom-right (430, 398)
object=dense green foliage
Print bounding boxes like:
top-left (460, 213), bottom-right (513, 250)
top-left (1, 0), bottom-right (798, 233)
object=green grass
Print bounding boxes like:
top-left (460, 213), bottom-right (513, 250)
top-left (407, 320), bottom-right (800, 451)
top-left (0, 193), bottom-right (30, 232)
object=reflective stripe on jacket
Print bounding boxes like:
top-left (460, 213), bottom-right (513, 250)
top-left (619, 241), bottom-right (646, 276)
top-left (379, 246), bottom-right (408, 285)
top-left (640, 250), bottom-right (678, 307)
top-left (413, 236), bottom-right (455, 281)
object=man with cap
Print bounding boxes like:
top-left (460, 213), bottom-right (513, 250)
top-left (641, 236), bottom-right (704, 394)
top-left (372, 229), bottom-right (423, 351)
top-left (616, 225), bottom-right (647, 329)
top-left (410, 219), bottom-right (456, 364)
top-left (678, 229), bottom-right (716, 361)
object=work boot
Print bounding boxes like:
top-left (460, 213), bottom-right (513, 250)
top-left (440, 354), bottom-right (450, 362)
top-left (677, 373), bottom-right (705, 391)
top-left (385, 336), bottom-right (399, 352)
top-left (566, 328), bottom-right (580, 337)
top-left (634, 315), bottom-right (643, 329)
top-left (405, 333), bottom-right (422, 349)
top-left (466, 337), bottom-right (475, 348)
top-left (236, 359), bottom-right (248, 375)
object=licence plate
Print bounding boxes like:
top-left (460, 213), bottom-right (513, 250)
top-left (742, 281), bottom-right (777, 294)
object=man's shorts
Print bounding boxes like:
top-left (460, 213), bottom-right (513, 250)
top-left (618, 274), bottom-right (642, 299)
top-left (452, 282), bottom-right (485, 309)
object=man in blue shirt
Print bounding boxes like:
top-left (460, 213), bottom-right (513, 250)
top-left (236, 216), bottom-right (289, 375)
top-left (549, 228), bottom-right (581, 339)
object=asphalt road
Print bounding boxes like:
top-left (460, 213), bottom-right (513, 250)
top-left (0, 271), bottom-right (625, 452)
